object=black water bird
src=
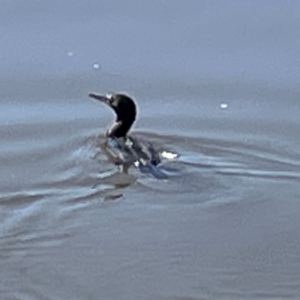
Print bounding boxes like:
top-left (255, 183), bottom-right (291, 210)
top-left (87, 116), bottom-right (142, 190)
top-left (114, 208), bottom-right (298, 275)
top-left (88, 92), bottom-right (177, 179)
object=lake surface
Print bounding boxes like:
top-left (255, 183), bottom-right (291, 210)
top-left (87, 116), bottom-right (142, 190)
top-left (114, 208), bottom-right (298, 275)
top-left (1, 1), bottom-right (300, 299)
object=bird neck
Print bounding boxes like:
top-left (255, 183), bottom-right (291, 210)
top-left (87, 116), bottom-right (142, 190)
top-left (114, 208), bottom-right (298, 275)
top-left (107, 119), bottom-right (133, 138)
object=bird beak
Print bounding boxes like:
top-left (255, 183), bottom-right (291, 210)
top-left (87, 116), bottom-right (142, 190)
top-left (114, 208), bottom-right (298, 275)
top-left (88, 93), bottom-right (111, 105)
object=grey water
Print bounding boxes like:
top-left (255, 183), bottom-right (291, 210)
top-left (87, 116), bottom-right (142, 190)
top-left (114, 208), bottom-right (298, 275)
top-left (1, 1), bottom-right (300, 299)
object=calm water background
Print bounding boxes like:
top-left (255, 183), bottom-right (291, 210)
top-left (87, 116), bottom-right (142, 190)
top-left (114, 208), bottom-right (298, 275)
top-left (1, 1), bottom-right (300, 299)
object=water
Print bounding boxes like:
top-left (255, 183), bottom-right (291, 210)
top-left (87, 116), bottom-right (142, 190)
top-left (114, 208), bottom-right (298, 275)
top-left (1, 1), bottom-right (300, 299)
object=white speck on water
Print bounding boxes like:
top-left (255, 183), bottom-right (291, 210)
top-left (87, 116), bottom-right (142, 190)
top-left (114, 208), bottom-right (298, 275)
top-left (93, 63), bottom-right (100, 70)
top-left (220, 103), bottom-right (228, 109)
top-left (161, 151), bottom-right (178, 160)
top-left (67, 51), bottom-right (74, 57)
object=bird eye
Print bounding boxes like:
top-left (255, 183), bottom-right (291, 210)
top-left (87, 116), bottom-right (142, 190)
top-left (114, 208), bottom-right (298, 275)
top-left (106, 93), bottom-right (116, 105)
